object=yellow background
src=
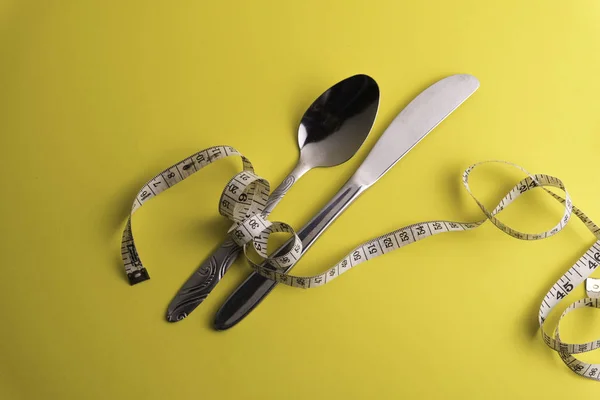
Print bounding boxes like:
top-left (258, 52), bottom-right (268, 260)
top-left (2, 0), bottom-right (600, 398)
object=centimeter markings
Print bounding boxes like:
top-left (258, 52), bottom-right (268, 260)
top-left (122, 147), bottom-right (600, 381)
top-left (132, 146), bottom-right (235, 213)
top-left (123, 146), bottom-right (243, 278)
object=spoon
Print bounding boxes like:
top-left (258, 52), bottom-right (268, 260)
top-left (166, 74), bottom-right (380, 322)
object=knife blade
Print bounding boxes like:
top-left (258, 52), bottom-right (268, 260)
top-left (213, 74), bottom-right (480, 330)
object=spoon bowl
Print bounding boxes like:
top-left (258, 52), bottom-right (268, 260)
top-left (297, 74), bottom-right (380, 170)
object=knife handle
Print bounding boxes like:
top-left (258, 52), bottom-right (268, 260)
top-left (214, 179), bottom-right (365, 330)
top-left (213, 267), bottom-right (278, 329)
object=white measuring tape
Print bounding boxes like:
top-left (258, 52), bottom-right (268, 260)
top-left (121, 145), bottom-right (600, 381)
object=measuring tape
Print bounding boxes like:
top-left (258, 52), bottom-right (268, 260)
top-left (121, 145), bottom-right (600, 381)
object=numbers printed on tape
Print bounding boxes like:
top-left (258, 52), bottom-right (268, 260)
top-left (121, 145), bottom-right (300, 285)
top-left (122, 146), bottom-right (600, 382)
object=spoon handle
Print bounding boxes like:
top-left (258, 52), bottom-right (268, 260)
top-left (213, 179), bottom-right (365, 330)
top-left (165, 237), bottom-right (242, 321)
top-left (165, 165), bottom-right (308, 322)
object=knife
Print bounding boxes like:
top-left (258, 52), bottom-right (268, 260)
top-left (213, 74), bottom-right (480, 330)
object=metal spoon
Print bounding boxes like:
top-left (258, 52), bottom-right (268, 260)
top-left (166, 74), bottom-right (380, 322)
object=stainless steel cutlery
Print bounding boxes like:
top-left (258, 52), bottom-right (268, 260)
top-left (166, 74), bottom-right (380, 322)
top-left (162, 73), bottom-right (480, 328)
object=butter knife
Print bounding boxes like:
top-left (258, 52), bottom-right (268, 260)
top-left (213, 74), bottom-right (480, 330)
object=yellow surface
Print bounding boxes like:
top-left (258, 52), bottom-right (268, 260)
top-left (2, 1), bottom-right (600, 398)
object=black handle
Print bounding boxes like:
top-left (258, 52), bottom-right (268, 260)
top-left (213, 272), bottom-right (278, 330)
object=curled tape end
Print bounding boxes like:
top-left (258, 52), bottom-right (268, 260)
top-left (128, 269), bottom-right (150, 285)
top-left (585, 278), bottom-right (600, 298)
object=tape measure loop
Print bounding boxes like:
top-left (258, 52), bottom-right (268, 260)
top-left (462, 162), bottom-right (573, 241)
top-left (238, 220), bottom-right (303, 272)
top-left (554, 297), bottom-right (600, 354)
top-left (219, 171), bottom-right (270, 221)
top-left (122, 145), bottom-right (247, 285)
